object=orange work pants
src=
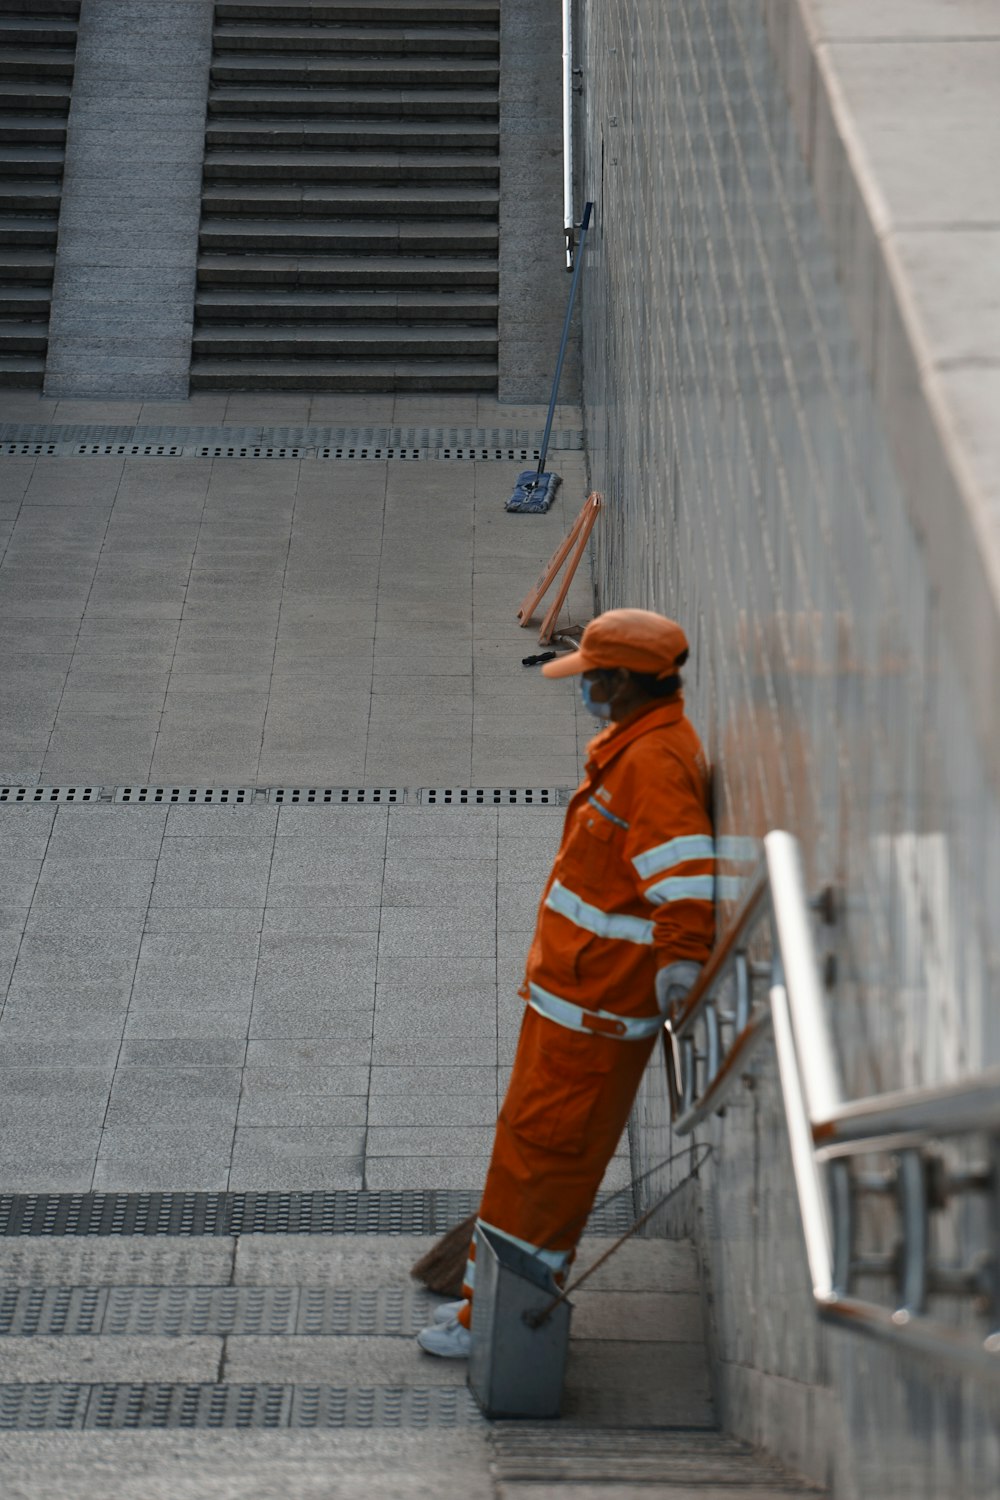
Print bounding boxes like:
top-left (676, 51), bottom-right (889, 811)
top-left (458, 1005), bottom-right (655, 1327)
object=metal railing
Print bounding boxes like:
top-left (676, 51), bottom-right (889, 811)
top-left (664, 830), bottom-right (1000, 1381)
top-left (562, 0), bottom-right (577, 269)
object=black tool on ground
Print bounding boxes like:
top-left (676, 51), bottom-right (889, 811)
top-left (505, 202), bottom-right (595, 515)
top-left (522, 651), bottom-right (558, 667)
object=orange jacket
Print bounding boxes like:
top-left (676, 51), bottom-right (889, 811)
top-left (521, 697), bottom-right (714, 1025)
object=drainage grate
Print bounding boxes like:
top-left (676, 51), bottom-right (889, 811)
top-left (0, 786), bottom-right (103, 804)
top-left (267, 787), bottom-right (405, 805)
top-left (1, 442), bottom-right (58, 457)
top-left (0, 787), bottom-right (575, 810)
top-left (0, 424), bottom-right (583, 463)
top-left (74, 443), bottom-right (185, 458)
top-left (193, 445), bottom-right (306, 459)
top-left (0, 1383), bottom-right (482, 1431)
top-left (113, 786), bottom-right (254, 805)
top-left (0, 1190), bottom-right (631, 1238)
top-left (419, 787), bottom-right (571, 807)
top-left (0, 1286), bottom-right (437, 1339)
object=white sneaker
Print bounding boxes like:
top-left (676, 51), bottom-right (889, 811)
top-left (416, 1318), bottom-right (472, 1359)
top-left (432, 1299), bottom-right (466, 1326)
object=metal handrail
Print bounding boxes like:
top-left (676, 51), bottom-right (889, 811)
top-left (664, 830), bottom-right (1000, 1382)
top-left (562, 0), bottom-right (575, 268)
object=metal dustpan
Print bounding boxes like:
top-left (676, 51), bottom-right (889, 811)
top-left (467, 1224), bottom-right (572, 1419)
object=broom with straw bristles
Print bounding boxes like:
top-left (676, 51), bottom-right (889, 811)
top-left (410, 1214), bottom-right (476, 1297)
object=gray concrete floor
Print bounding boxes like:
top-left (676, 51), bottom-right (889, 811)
top-left (0, 398), bottom-right (820, 1498)
top-left (0, 396), bottom-right (595, 1191)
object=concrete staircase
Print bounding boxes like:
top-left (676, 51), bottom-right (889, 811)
top-left (191, 0), bottom-right (500, 393)
top-left (0, 0), bottom-right (79, 388)
top-left (0, 1230), bottom-right (823, 1495)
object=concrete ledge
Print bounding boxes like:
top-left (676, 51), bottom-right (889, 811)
top-left (763, 0), bottom-right (1000, 792)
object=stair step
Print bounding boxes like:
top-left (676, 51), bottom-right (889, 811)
top-left (0, 115), bottom-right (68, 144)
top-left (0, 318), bottom-right (47, 352)
top-left (0, 0), bottom-right (80, 15)
top-left (0, 145), bottom-right (63, 175)
top-left (189, 357), bottom-right (498, 392)
top-left (197, 253), bottom-right (497, 288)
top-left (207, 87), bottom-right (497, 118)
top-left (198, 217), bottom-right (497, 252)
top-left (192, 323), bottom-right (497, 357)
top-left (0, 181), bottom-right (61, 212)
top-left (195, 288), bottom-right (497, 321)
top-left (0, 247), bottom-right (55, 282)
top-left (203, 150), bottom-right (498, 183)
top-left (0, 18), bottom-right (78, 47)
top-left (0, 217), bottom-right (58, 247)
top-left (201, 184), bottom-right (497, 218)
top-left (0, 283), bottom-right (49, 314)
top-left (211, 56), bottom-right (498, 86)
top-left (0, 47), bottom-right (76, 78)
top-left (0, 351), bottom-right (45, 386)
top-left (0, 80), bottom-right (72, 111)
top-left (206, 117), bottom-right (496, 150)
top-left (213, 24), bottom-right (498, 57)
top-left (214, 2), bottom-right (499, 22)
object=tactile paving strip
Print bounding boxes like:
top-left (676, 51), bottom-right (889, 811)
top-left (0, 1286), bottom-right (438, 1339)
top-left (0, 1190), bottom-right (632, 1238)
top-left (0, 1383), bottom-right (482, 1430)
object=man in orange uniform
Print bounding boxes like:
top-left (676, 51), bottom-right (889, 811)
top-left (417, 609), bottom-right (714, 1357)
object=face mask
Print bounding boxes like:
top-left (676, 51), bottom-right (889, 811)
top-left (580, 676), bottom-right (612, 720)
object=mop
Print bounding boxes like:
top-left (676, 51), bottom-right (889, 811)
top-left (505, 202), bottom-right (594, 514)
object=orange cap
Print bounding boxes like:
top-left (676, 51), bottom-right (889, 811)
top-left (541, 608), bottom-right (689, 679)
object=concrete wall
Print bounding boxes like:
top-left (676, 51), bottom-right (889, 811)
top-left (575, 1), bottom-right (1000, 1495)
top-left (497, 0), bottom-right (580, 403)
top-left (44, 0), bottom-right (212, 398)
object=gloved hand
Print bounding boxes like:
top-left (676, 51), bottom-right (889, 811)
top-left (655, 960), bottom-right (703, 1013)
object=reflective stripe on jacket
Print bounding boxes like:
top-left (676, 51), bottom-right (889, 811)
top-left (521, 696), bottom-right (714, 1024)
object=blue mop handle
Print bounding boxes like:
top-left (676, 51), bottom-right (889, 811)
top-left (537, 200), bottom-right (594, 478)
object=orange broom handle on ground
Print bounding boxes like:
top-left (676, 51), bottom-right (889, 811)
top-left (517, 492), bottom-right (602, 644)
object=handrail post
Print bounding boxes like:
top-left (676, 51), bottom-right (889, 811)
top-left (562, 0), bottom-right (575, 268)
top-left (764, 831), bottom-right (842, 1123)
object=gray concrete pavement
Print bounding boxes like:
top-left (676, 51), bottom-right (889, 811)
top-left (0, 397), bottom-right (818, 1495)
top-left (0, 398), bottom-right (597, 1190)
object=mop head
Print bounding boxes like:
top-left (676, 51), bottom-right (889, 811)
top-left (505, 470), bottom-right (561, 514)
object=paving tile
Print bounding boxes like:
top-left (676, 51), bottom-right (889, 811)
top-left (0, 1124), bottom-right (102, 1191)
top-left (245, 1038), bottom-right (373, 1068)
top-left (93, 1127), bottom-right (233, 1192)
top-left (369, 1064), bottom-right (497, 1097)
top-left (0, 986), bottom-right (131, 1039)
top-left (249, 993), bottom-right (375, 1042)
top-left (150, 842), bottom-right (271, 907)
top-left (364, 1156), bottom-right (488, 1190)
top-left (143, 906), bottom-right (264, 934)
top-left (122, 1002), bottom-right (251, 1041)
top-left (229, 1128), bottom-right (364, 1189)
top-left (0, 1038), bottom-right (117, 1068)
top-left (367, 1094), bottom-right (497, 1127)
top-left (378, 907), bottom-right (496, 958)
top-left (262, 903), bottom-right (381, 935)
top-left (118, 1037), bottom-right (247, 1067)
top-left (0, 1067), bottom-right (113, 1127)
top-left (104, 1066), bottom-right (242, 1128)
top-left (237, 1090), bottom-right (369, 1129)
top-left (30, 856), bottom-right (157, 912)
